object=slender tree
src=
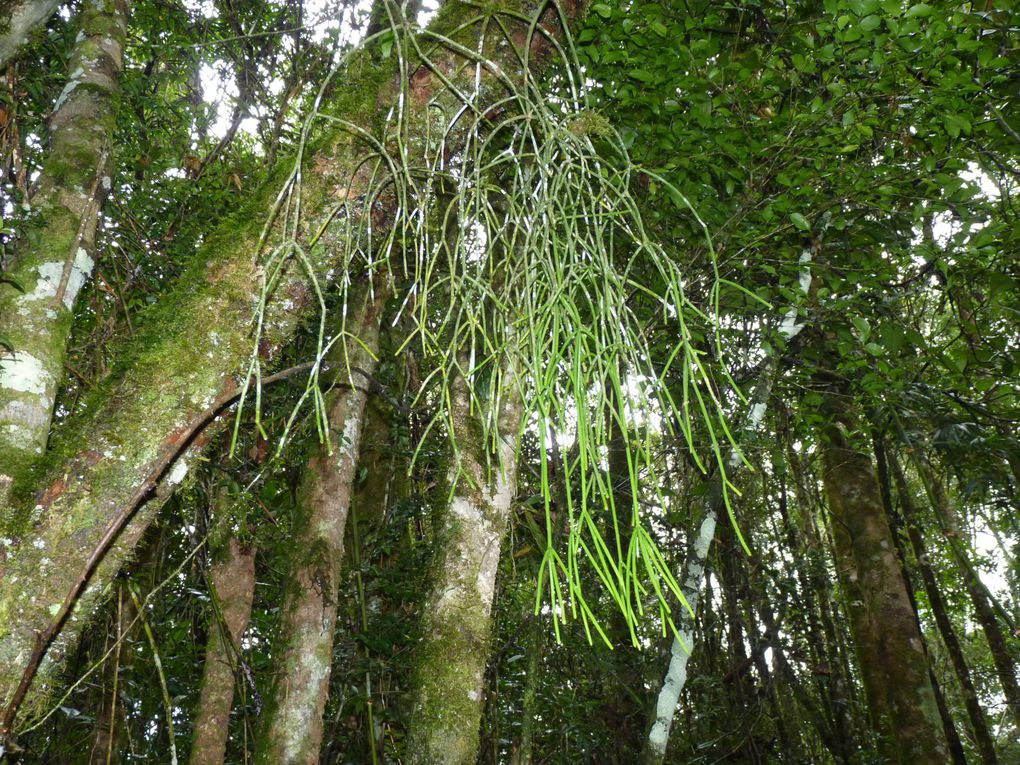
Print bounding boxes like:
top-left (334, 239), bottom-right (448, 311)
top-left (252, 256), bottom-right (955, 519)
top-left (255, 282), bottom-right (386, 764)
top-left (190, 510), bottom-right (256, 765)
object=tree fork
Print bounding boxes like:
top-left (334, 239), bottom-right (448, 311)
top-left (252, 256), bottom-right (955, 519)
top-left (0, 0), bottom-right (587, 747)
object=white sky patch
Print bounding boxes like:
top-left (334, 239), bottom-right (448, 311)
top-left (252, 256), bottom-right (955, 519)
top-left (190, 0), bottom-right (439, 146)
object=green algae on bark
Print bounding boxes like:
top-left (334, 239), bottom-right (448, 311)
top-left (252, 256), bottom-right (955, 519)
top-left (406, 371), bottom-right (522, 765)
top-left (0, 0), bottom-right (128, 499)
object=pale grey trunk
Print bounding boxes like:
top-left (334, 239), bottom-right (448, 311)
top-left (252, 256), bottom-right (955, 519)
top-left (644, 363), bottom-right (776, 763)
top-left (644, 246), bottom-right (814, 764)
top-left (254, 284), bottom-right (385, 765)
top-left (0, 0), bottom-right (127, 497)
top-left (406, 373), bottom-right (522, 765)
top-left (0, 0), bottom-right (61, 69)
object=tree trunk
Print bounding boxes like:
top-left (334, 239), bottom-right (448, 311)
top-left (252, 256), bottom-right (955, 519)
top-left (0, 0), bottom-right (128, 496)
top-left (254, 283), bottom-right (385, 765)
top-left (816, 379), bottom-right (950, 764)
top-left (888, 452), bottom-right (999, 764)
top-left (189, 529), bottom-right (256, 765)
top-left (914, 453), bottom-right (1020, 732)
top-left (872, 437), bottom-right (967, 765)
top-left (0, 1), bottom-right (584, 739)
top-left (644, 360), bottom-right (778, 764)
top-left (405, 371), bottom-right (522, 765)
top-left (0, 0), bottom-right (61, 69)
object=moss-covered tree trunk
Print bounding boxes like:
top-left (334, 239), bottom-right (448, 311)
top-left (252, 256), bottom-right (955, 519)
top-left (189, 529), bottom-right (256, 765)
top-left (0, 0), bottom-right (127, 498)
top-left (405, 371), bottom-right (522, 765)
top-left (0, 0), bottom-right (582, 748)
top-left (816, 379), bottom-right (950, 764)
top-left (254, 284), bottom-right (385, 765)
top-left (0, 0), bottom-right (61, 68)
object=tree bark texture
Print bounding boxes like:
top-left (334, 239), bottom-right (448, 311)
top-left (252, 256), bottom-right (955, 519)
top-left (0, 0), bottom-right (61, 69)
top-left (817, 381), bottom-right (950, 764)
top-left (0, 0), bottom-right (584, 736)
top-left (405, 372), bottom-right (522, 765)
top-left (254, 283), bottom-right (385, 765)
top-left (189, 534), bottom-right (256, 765)
top-left (0, 0), bottom-right (128, 494)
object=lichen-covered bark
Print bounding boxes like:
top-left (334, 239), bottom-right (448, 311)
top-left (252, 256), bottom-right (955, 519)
top-left (0, 0), bottom-right (128, 496)
top-left (190, 534), bottom-right (256, 765)
top-left (0, 0), bottom-right (61, 69)
top-left (406, 373), bottom-right (522, 765)
top-left (0, 0), bottom-right (584, 742)
top-left (0, 54), bottom-right (385, 735)
top-left (817, 380), bottom-right (950, 764)
top-left (254, 284), bottom-right (385, 765)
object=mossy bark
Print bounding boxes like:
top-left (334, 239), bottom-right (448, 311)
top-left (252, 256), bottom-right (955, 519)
top-left (0, 0), bottom-right (61, 68)
top-left (405, 372), bottom-right (522, 765)
top-left (189, 530), bottom-right (256, 765)
top-left (254, 284), bottom-right (385, 765)
top-left (0, 0), bottom-right (584, 741)
top-left (816, 380), bottom-right (950, 764)
top-left (0, 0), bottom-right (128, 498)
top-left (0, 44), bottom-right (384, 734)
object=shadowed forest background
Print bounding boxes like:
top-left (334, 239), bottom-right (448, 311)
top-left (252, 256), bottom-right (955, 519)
top-left (0, 0), bottom-right (1017, 762)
